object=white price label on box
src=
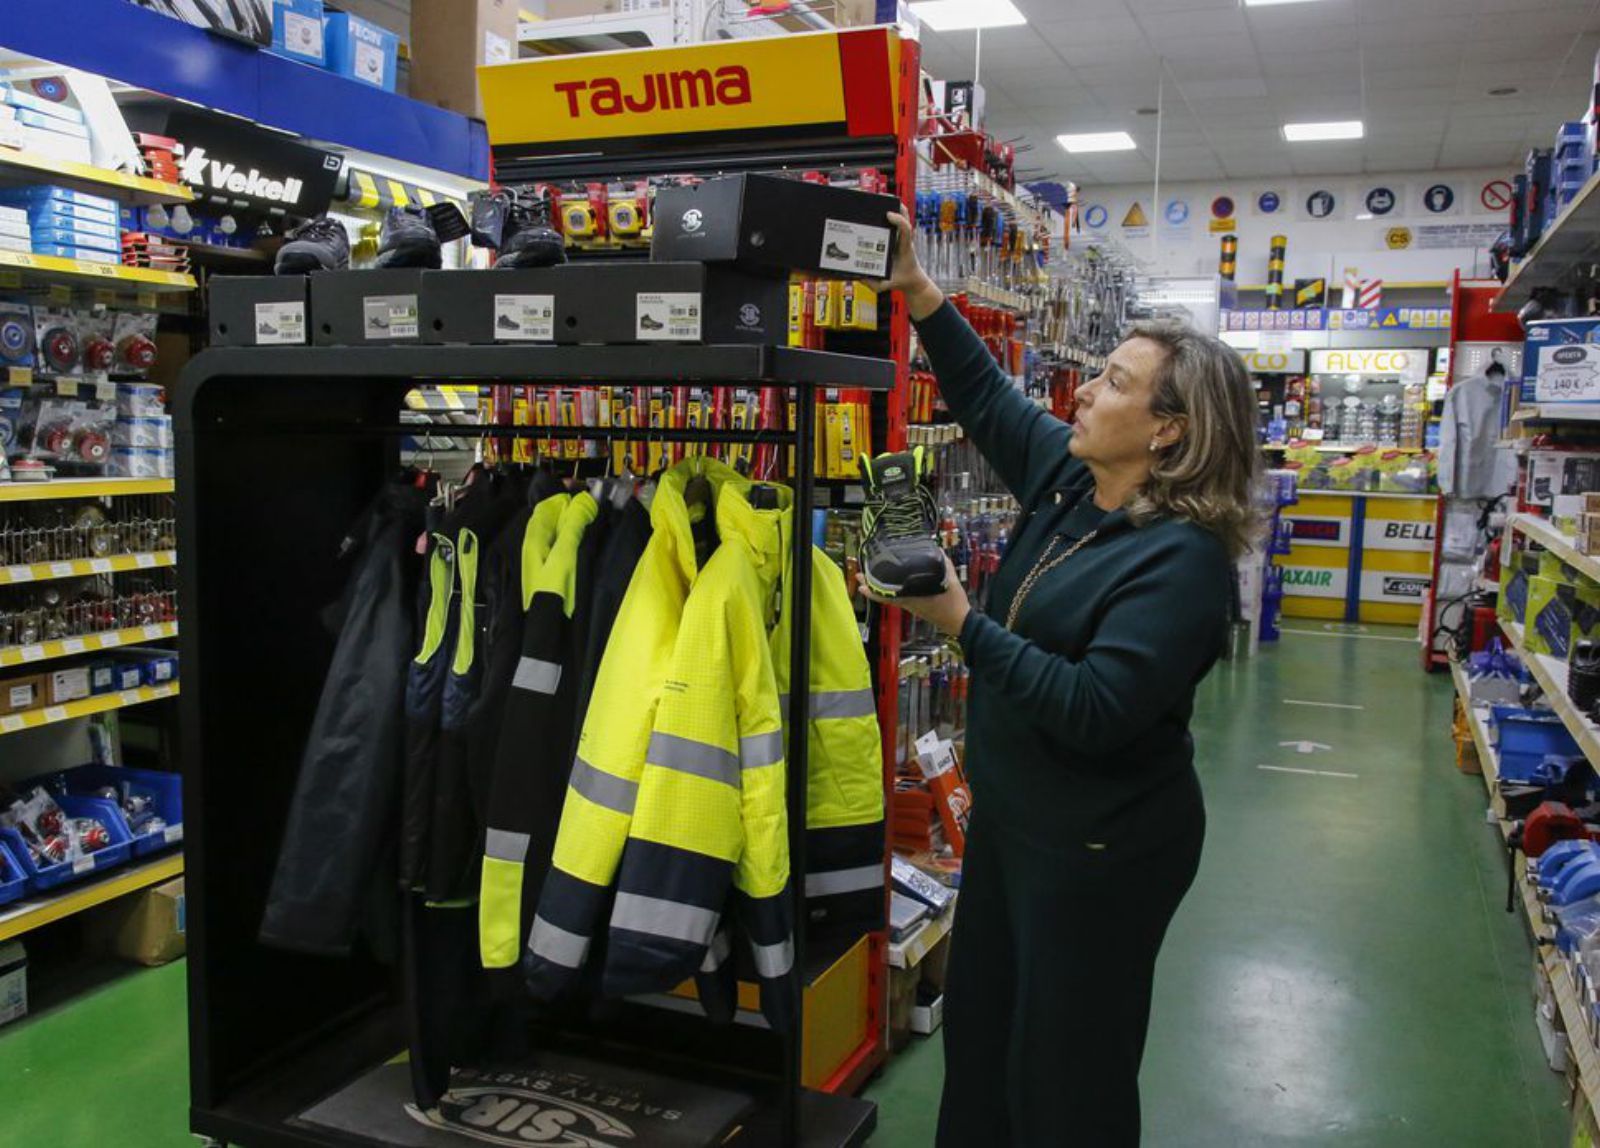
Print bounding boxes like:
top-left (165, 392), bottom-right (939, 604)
top-left (818, 219), bottom-right (892, 277)
top-left (8, 566), bottom-right (33, 583)
top-left (164, 824), bottom-right (183, 844)
top-left (89, 559), bottom-right (111, 574)
top-left (50, 562), bottom-right (74, 578)
top-left (254, 301), bottom-right (306, 346)
top-left (636, 293), bottom-right (702, 341)
top-left (914, 729), bottom-right (958, 781)
top-left (61, 638), bottom-right (85, 655)
top-left (285, 10), bottom-right (323, 56)
top-left (0, 715), bottom-right (23, 733)
top-left (143, 624), bottom-right (165, 640)
top-left (363, 294), bottom-right (419, 341)
top-left (135, 554), bottom-right (157, 569)
top-left (20, 645), bottom-right (44, 663)
top-left (356, 40), bottom-right (387, 86)
top-left (43, 706), bottom-right (66, 722)
top-left (73, 856), bottom-right (95, 874)
top-left (493, 294), bottom-right (556, 342)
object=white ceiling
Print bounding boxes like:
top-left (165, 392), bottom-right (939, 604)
top-left (916, 0), bottom-right (1600, 186)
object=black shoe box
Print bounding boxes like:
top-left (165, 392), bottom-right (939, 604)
top-left (651, 174), bottom-right (899, 280)
top-left (309, 269), bottom-right (425, 346)
top-left (421, 263), bottom-right (789, 346)
top-left (208, 276), bottom-right (309, 347)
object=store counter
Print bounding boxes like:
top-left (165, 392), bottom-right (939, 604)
top-left (1277, 490), bottom-right (1438, 625)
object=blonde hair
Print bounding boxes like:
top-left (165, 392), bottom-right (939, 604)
top-left (1123, 319), bottom-right (1260, 559)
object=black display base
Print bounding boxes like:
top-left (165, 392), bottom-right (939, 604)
top-left (209, 275), bottom-right (310, 347)
top-left (310, 270), bottom-right (426, 347)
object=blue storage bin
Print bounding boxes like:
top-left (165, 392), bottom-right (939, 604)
top-left (1491, 705), bottom-right (1581, 780)
top-left (0, 840), bottom-right (26, 907)
top-left (0, 795), bottom-right (132, 891)
top-left (43, 764), bottom-right (182, 857)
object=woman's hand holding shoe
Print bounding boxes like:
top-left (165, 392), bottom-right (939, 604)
top-left (871, 211), bottom-right (945, 322)
top-left (857, 552), bottom-right (971, 637)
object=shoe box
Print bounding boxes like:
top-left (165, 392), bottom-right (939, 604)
top-left (310, 270), bottom-right (424, 345)
top-left (651, 174), bottom-right (899, 280)
top-left (209, 276), bottom-right (310, 347)
top-left (420, 262), bottom-right (789, 346)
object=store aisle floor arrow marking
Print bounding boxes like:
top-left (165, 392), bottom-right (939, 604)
top-left (1280, 740), bottom-right (1333, 754)
top-left (1283, 699), bottom-right (1365, 710)
top-left (1259, 765), bottom-right (1359, 780)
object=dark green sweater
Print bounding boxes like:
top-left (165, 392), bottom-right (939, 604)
top-left (917, 301), bottom-right (1230, 846)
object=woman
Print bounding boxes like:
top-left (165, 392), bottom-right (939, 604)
top-left (866, 213), bottom-right (1259, 1145)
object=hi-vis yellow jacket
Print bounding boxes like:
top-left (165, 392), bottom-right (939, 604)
top-left (524, 457), bottom-right (736, 1000)
top-left (525, 461), bottom-right (884, 1030)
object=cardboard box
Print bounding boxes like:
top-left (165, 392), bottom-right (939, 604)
top-left (0, 674), bottom-right (43, 715)
top-left (0, 942), bottom-right (26, 1029)
top-left (46, 665), bottom-right (91, 706)
top-left (652, 174), bottom-right (900, 280)
top-left (409, 0), bottom-right (519, 118)
top-left (310, 269), bottom-right (424, 345)
top-left (209, 276), bottom-right (310, 347)
top-left (272, 0), bottom-right (327, 66)
top-left (324, 11), bottom-right (399, 92)
top-left (92, 877), bottom-right (186, 966)
top-left (1526, 449), bottom-right (1600, 521)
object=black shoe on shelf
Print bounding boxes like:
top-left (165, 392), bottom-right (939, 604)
top-left (375, 205), bottom-right (443, 269)
top-left (497, 192), bottom-right (567, 269)
top-left (274, 215), bottom-right (351, 274)
top-left (825, 241), bottom-right (852, 261)
top-left (860, 447), bottom-right (947, 599)
top-left (639, 313), bottom-right (665, 331)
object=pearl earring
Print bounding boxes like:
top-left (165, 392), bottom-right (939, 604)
top-left (1149, 438), bottom-right (1160, 452)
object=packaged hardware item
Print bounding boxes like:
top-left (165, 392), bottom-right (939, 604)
top-left (21, 395), bottom-right (113, 472)
top-left (1525, 449), bottom-right (1600, 522)
top-left (115, 383), bottom-right (164, 418)
top-left (0, 302), bottom-right (34, 368)
top-left (111, 313), bottom-right (158, 375)
top-left (0, 787), bottom-right (109, 868)
top-left (46, 665), bottom-right (91, 705)
top-left (324, 11), bottom-right (400, 91)
top-left (79, 312), bottom-right (116, 375)
top-left (108, 446), bottom-right (169, 479)
top-left (271, 0), bottom-right (326, 66)
top-left (112, 416), bottom-right (173, 449)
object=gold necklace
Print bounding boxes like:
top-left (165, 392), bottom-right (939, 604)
top-left (1004, 529), bottom-right (1100, 632)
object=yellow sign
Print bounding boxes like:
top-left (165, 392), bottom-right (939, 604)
top-left (1122, 203), bottom-right (1148, 229)
top-left (1387, 227), bottom-right (1412, 250)
top-left (1209, 217), bottom-right (1237, 234)
top-left (479, 34), bottom-right (852, 145)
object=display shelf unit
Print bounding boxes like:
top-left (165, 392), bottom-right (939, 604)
top-left (1508, 513), bottom-right (1600, 586)
top-left (0, 250), bottom-right (195, 295)
top-left (176, 338), bottom-right (895, 1148)
top-left (942, 277), bottom-right (1030, 311)
top-left (0, 850), bottom-right (183, 942)
top-left (0, 478), bottom-right (174, 503)
top-left (1495, 170), bottom-right (1600, 313)
top-left (0, 621), bottom-right (177, 670)
top-left (1511, 404), bottom-right (1600, 423)
top-left (0, 147), bottom-right (193, 207)
top-left (0, 550), bottom-right (176, 587)
top-left (0, 681), bottom-right (179, 736)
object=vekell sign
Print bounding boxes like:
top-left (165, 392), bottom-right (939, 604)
top-left (163, 109), bottom-right (341, 216)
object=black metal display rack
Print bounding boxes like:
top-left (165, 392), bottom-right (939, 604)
top-left (174, 343), bottom-right (894, 1148)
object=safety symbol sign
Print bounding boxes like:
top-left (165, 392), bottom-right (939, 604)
top-left (1365, 187), bottom-right (1396, 216)
top-left (1212, 195), bottom-right (1235, 220)
top-left (1084, 204), bottom-right (1109, 229)
top-left (1306, 189), bottom-right (1336, 219)
top-left (1424, 184), bottom-right (1456, 214)
top-left (1258, 191), bottom-right (1282, 214)
top-left (1122, 203), bottom-right (1149, 228)
top-left (1481, 180), bottom-right (1514, 213)
top-left (1165, 199), bottom-right (1190, 225)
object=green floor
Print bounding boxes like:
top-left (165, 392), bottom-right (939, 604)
top-left (0, 627), bottom-right (1571, 1145)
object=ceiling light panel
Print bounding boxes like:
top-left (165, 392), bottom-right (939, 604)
top-left (1057, 131), bottom-right (1138, 153)
top-left (909, 0), bottom-right (1026, 31)
top-left (1282, 120), bottom-right (1365, 141)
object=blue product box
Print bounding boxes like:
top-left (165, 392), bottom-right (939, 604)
top-left (324, 11), bottom-right (398, 91)
top-left (28, 204), bottom-right (121, 230)
top-left (1526, 319), bottom-right (1600, 403)
top-left (0, 186), bottom-right (118, 213)
top-left (1557, 121), bottom-right (1589, 159)
top-left (273, 0), bottom-right (326, 66)
top-left (31, 243), bottom-right (119, 264)
top-left (32, 215), bottom-right (119, 242)
top-left (31, 227), bottom-right (121, 254)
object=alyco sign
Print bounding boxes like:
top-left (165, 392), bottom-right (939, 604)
top-left (1309, 348), bottom-right (1430, 386)
top-left (478, 28), bottom-right (900, 146)
top-left (165, 110), bottom-right (341, 215)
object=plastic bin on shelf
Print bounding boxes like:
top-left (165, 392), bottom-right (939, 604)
top-left (1491, 705), bottom-right (1582, 780)
top-left (41, 764), bottom-right (182, 857)
top-left (0, 795), bottom-right (133, 892)
top-left (0, 839), bottom-right (26, 907)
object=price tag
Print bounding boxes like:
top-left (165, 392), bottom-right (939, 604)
top-left (636, 293), bottom-right (702, 341)
top-left (61, 638), bottom-right (86, 655)
top-left (0, 270), bottom-right (21, 288)
top-left (9, 253), bottom-right (34, 268)
top-left (101, 632), bottom-right (123, 648)
top-left (136, 292), bottom-right (158, 309)
top-left (19, 645), bottom-right (45, 663)
top-left (89, 559), bottom-right (111, 574)
top-left (50, 561), bottom-right (75, 578)
top-left (120, 689), bottom-right (139, 704)
top-left (43, 705), bottom-right (67, 722)
top-left (73, 856), bottom-right (95, 874)
top-left (164, 824), bottom-right (183, 844)
top-left (8, 566), bottom-right (34, 583)
top-left (0, 715), bottom-right (22, 733)
top-left (91, 263), bottom-right (119, 278)
top-left (143, 624), bottom-right (165, 640)
top-left (135, 554), bottom-right (157, 569)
